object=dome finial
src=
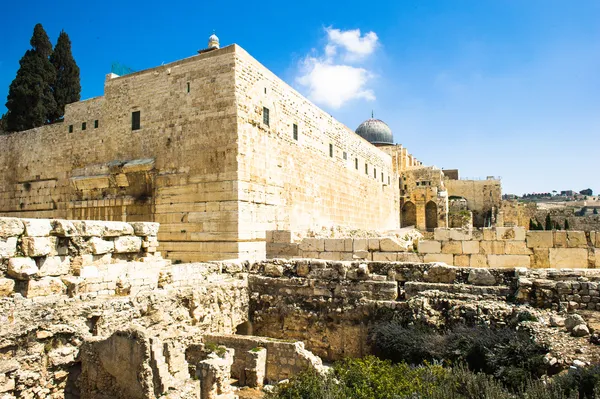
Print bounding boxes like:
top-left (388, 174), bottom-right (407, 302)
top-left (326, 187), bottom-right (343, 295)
top-left (208, 31), bottom-right (220, 49)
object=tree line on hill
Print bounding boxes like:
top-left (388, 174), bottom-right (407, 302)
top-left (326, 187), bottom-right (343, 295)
top-left (1, 23), bottom-right (80, 133)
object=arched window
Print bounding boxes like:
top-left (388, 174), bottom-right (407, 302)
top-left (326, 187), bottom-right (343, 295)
top-left (401, 202), bottom-right (417, 227)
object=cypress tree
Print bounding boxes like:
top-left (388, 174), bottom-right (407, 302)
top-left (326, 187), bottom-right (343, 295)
top-left (5, 24), bottom-right (57, 131)
top-left (564, 219), bottom-right (570, 230)
top-left (49, 30), bottom-right (80, 122)
top-left (545, 214), bottom-right (553, 231)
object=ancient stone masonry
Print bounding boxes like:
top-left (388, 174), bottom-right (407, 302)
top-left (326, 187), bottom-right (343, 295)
top-left (266, 226), bottom-right (600, 269)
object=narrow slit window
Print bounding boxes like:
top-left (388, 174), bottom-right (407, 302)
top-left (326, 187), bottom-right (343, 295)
top-left (381, 172), bottom-right (384, 182)
top-left (187, 82), bottom-right (190, 93)
top-left (82, 122), bottom-right (86, 131)
top-left (293, 124), bottom-right (298, 140)
top-left (132, 111), bottom-right (141, 130)
top-left (365, 163), bottom-right (368, 175)
top-left (329, 144), bottom-right (333, 158)
top-left (94, 120), bottom-right (99, 129)
top-left (388, 176), bottom-right (391, 185)
top-left (374, 168), bottom-right (377, 179)
top-left (263, 107), bottom-right (270, 126)
top-left (355, 158), bottom-right (358, 170)
top-left (343, 151), bottom-right (347, 160)
top-left (68, 125), bottom-right (73, 133)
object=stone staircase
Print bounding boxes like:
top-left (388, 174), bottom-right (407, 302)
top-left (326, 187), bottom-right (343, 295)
top-left (150, 337), bottom-right (176, 395)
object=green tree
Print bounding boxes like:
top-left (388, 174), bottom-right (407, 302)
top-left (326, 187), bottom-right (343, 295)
top-left (564, 219), bottom-right (570, 230)
top-left (594, 208), bottom-right (598, 215)
top-left (545, 214), bottom-right (553, 230)
top-left (49, 30), bottom-right (80, 122)
top-left (5, 24), bottom-right (57, 131)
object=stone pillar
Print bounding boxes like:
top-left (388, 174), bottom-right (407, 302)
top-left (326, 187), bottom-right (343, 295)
top-left (244, 347), bottom-right (266, 388)
top-left (197, 348), bottom-right (236, 399)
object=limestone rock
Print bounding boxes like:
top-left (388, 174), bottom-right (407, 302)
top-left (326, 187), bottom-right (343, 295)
top-left (296, 262), bottom-right (310, 277)
top-left (25, 277), bottom-right (66, 297)
top-left (130, 222), bottom-right (160, 236)
top-left (0, 278), bottom-right (15, 297)
top-left (467, 269), bottom-right (496, 286)
top-left (8, 257), bottom-right (39, 280)
top-left (380, 237), bottom-right (409, 252)
top-left (37, 256), bottom-right (71, 277)
top-left (572, 324), bottom-right (590, 337)
top-left (0, 237), bottom-right (18, 258)
top-left (424, 264), bottom-right (456, 284)
top-left (89, 237), bottom-right (114, 254)
top-left (114, 236), bottom-right (142, 253)
top-left (22, 218), bottom-right (53, 237)
top-left (51, 219), bottom-right (80, 237)
top-left (565, 314), bottom-right (586, 332)
top-left (0, 217), bottom-right (24, 238)
top-left (103, 222), bottom-right (135, 237)
top-left (264, 263), bottom-right (284, 277)
top-left (22, 236), bottom-right (57, 257)
top-left (550, 315), bottom-right (566, 327)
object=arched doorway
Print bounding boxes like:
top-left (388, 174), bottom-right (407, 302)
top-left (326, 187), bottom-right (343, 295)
top-left (401, 201), bottom-right (416, 227)
top-left (425, 201), bottom-right (438, 231)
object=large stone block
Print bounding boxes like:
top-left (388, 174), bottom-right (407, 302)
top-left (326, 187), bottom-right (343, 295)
top-left (480, 241), bottom-right (505, 255)
top-left (51, 219), bottom-right (80, 237)
top-left (418, 240), bottom-right (441, 254)
top-left (114, 236), bottom-right (143, 253)
top-left (299, 239), bottom-right (324, 252)
top-left (22, 236), bottom-right (57, 257)
top-left (0, 278), bottom-right (15, 296)
top-left (22, 218), bottom-right (53, 237)
top-left (505, 241), bottom-right (532, 255)
top-left (37, 256), bottom-right (71, 277)
top-left (372, 252), bottom-right (397, 261)
top-left (434, 228), bottom-right (450, 241)
top-left (454, 255), bottom-right (470, 267)
top-left (89, 237), bottom-right (115, 255)
top-left (496, 227), bottom-right (526, 241)
top-left (487, 255), bottom-right (531, 268)
top-left (531, 248), bottom-right (550, 268)
top-left (442, 241), bottom-right (462, 254)
top-left (353, 239), bottom-right (368, 252)
top-left (554, 231), bottom-right (567, 248)
top-left (449, 229), bottom-right (472, 241)
top-left (368, 239), bottom-right (380, 251)
top-left (462, 241), bottom-right (480, 254)
top-left (469, 254), bottom-right (488, 267)
top-left (595, 231), bottom-right (600, 248)
top-left (526, 231), bottom-right (553, 248)
top-left (0, 237), bottom-right (18, 258)
top-left (24, 277), bottom-right (66, 297)
top-left (424, 264), bottom-right (456, 283)
top-left (380, 237), bottom-right (409, 252)
top-left (396, 252), bottom-right (422, 262)
top-left (423, 253), bottom-right (453, 264)
top-left (549, 248), bottom-right (588, 268)
top-left (8, 257), bottom-right (39, 280)
top-left (482, 228), bottom-right (495, 241)
top-left (103, 221), bottom-right (135, 237)
top-left (324, 239), bottom-right (345, 252)
top-left (468, 269), bottom-right (496, 285)
top-left (130, 222), bottom-right (160, 237)
top-left (567, 231), bottom-right (587, 248)
top-left (0, 217), bottom-right (24, 238)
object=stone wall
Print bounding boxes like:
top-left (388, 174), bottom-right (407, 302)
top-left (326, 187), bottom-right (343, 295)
top-left (444, 178), bottom-right (502, 227)
top-left (233, 46), bottom-right (399, 259)
top-left (203, 333), bottom-right (323, 383)
top-left (266, 227), bottom-right (600, 270)
top-left (0, 217), bottom-right (161, 298)
top-left (246, 259), bottom-right (600, 360)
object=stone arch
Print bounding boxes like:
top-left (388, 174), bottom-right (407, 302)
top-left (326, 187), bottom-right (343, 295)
top-left (425, 201), bottom-right (438, 230)
top-left (401, 201), bottom-right (416, 227)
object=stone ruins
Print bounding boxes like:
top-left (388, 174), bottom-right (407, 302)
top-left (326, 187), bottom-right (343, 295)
top-left (1, 35), bottom-right (599, 398)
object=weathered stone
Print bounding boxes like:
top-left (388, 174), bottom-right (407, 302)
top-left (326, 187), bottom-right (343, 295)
top-left (567, 231), bottom-right (587, 248)
top-left (526, 231), bottom-right (553, 248)
top-left (296, 262), bottom-right (310, 277)
top-left (22, 218), bottom-right (53, 237)
top-left (0, 278), bottom-right (15, 297)
top-left (496, 227), bottom-right (526, 241)
top-left (549, 248), bottom-right (588, 269)
top-left (299, 239), bottom-right (324, 252)
top-left (103, 221), bottom-right (135, 237)
top-left (554, 231), bottom-right (567, 248)
top-left (441, 241), bottom-right (462, 254)
top-left (449, 229), bottom-right (472, 241)
top-left (423, 253), bottom-right (453, 264)
top-left (114, 236), bottom-right (142, 253)
top-left (417, 240), bottom-right (441, 254)
top-left (24, 277), bottom-right (66, 297)
top-left (51, 219), bottom-right (79, 237)
top-left (324, 239), bottom-right (345, 252)
top-left (0, 237), bottom-right (18, 258)
top-left (424, 264), bottom-right (456, 283)
top-left (480, 241), bottom-right (505, 255)
top-left (8, 257), bottom-right (39, 280)
top-left (372, 252), bottom-right (397, 261)
top-left (22, 236), bottom-right (57, 257)
top-left (368, 239), bottom-right (380, 251)
top-left (0, 217), bottom-right (24, 238)
top-left (380, 237), bottom-right (409, 252)
top-left (468, 269), bottom-right (496, 286)
top-left (264, 263), bottom-right (284, 277)
top-left (462, 241), bottom-right (480, 254)
top-left (550, 315), bottom-right (565, 327)
top-left (487, 255), bottom-right (530, 268)
top-left (453, 255), bottom-right (470, 267)
top-left (572, 324), bottom-right (590, 337)
top-left (37, 256), bottom-right (71, 276)
top-left (353, 239), bottom-right (368, 252)
top-left (505, 241), bottom-right (532, 255)
top-left (89, 237), bottom-right (115, 254)
top-left (129, 222), bottom-right (160, 237)
top-left (469, 254), bottom-right (488, 267)
top-left (565, 314), bottom-right (586, 331)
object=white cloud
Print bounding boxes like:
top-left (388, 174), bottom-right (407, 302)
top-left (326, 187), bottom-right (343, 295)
top-left (296, 27), bottom-right (379, 109)
top-left (326, 28), bottom-right (378, 61)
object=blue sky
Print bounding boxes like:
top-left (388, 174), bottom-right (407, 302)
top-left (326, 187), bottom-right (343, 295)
top-left (1, 0), bottom-right (599, 195)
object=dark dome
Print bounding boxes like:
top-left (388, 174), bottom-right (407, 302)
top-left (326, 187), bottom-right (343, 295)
top-left (355, 118), bottom-right (393, 145)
